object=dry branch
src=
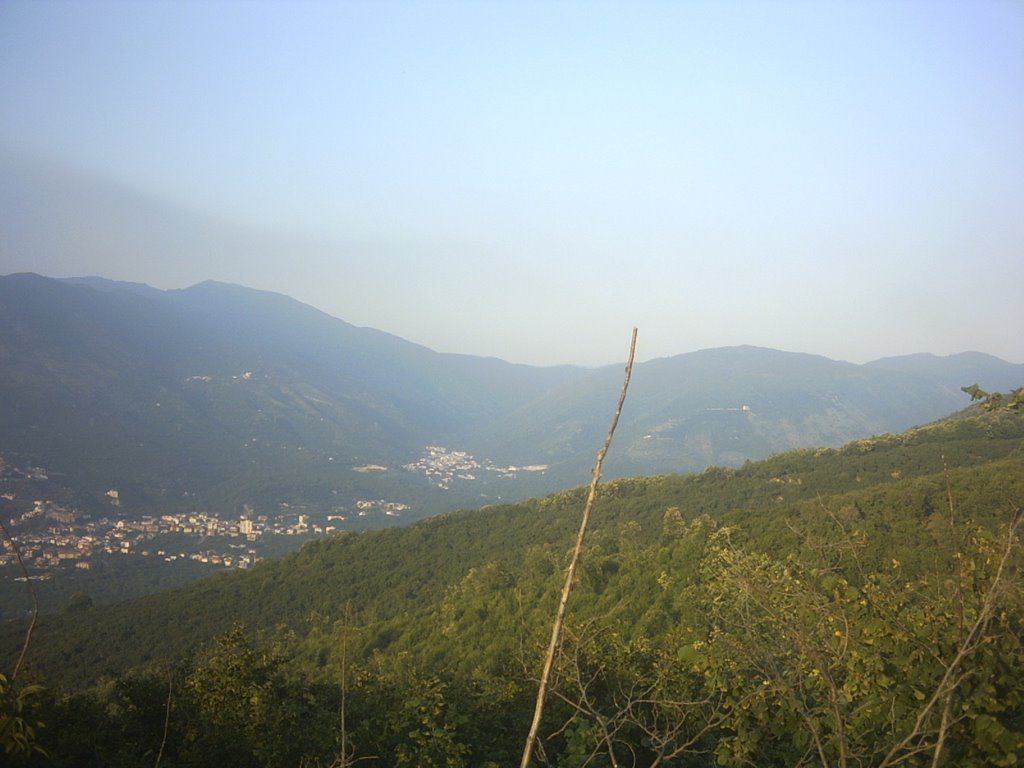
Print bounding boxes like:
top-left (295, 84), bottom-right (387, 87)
top-left (0, 516), bottom-right (39, 681)
top-left (520, 327), bottom-right (638, 768)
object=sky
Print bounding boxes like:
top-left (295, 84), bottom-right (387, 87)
top-left (1, 0), bottom-right (1022, 367)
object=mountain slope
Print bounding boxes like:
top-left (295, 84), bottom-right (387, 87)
top-left (0, 273), bottom-right (584, 515)
top-left (2, 273), bottom-right (1022, 522)
top-left (5, 407), bottom-right (1023, 690)
top-left (476, 344), bottom-right (1024, 480)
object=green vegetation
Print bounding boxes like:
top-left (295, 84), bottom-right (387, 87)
top-left (0, 673), bottom-right (46, 760)
top-left (3, 406), bottom-right (1023, 765)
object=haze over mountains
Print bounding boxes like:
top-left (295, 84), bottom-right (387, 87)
top-left (2, 272), bottom-right (1022, 527)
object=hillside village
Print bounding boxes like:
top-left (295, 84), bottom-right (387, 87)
top-left (1, 444), bottom-right (553, 580)
top-left (403, 445), bottom-right (548, 490)
top-left (1, 499), bottom-right (266, 574)
top-left (0, 454), bottom-right (410, 577)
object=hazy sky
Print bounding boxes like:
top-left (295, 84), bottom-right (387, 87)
top-left (1, 1), bottom-right (1022, 366)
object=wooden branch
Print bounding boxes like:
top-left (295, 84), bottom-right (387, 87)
top-left (519, 327), bottom-right (638, 768)
top-left (0, 516), bottom-right (39, 681)
top-left (154, 670), bottom-right (173, 768)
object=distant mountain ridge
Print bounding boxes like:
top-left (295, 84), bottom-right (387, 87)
top-left (478, 343), bottom-right (1024, 479)
top-left (1, 272), bottom-right (1021, 522)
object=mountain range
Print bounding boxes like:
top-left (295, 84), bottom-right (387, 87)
top-left (1, 272), bottom-right (1022, 524)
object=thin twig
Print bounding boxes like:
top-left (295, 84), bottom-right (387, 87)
top-left (941, 455), bottom-right (965, 643)
top-left (520, 327), bottom-right (638, 768)
top-left (0, 516), bottom-right (39, 681)
top-left (154, 670), bottom-right (172, 768)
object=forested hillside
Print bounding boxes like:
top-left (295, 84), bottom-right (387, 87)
top-left (2, 405), bottom-right (1022, 766)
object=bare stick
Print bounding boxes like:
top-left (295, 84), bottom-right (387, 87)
top-left (0, 517), bottom-right (39, 681)
top-left (154, 670), bottom-right (172, 768)
top-left (519, 327), bottom-right (638, 768)
top-left (941, 454), bottom-right (965, 642)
